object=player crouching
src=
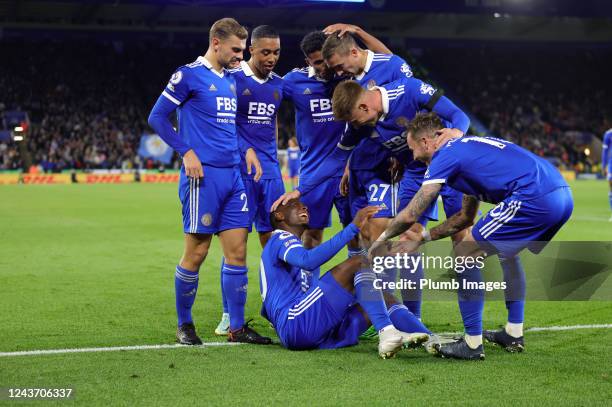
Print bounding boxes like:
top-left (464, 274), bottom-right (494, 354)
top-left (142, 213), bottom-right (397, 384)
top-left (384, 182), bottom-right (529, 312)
top-left (260, 199), bottom-right (430, 358)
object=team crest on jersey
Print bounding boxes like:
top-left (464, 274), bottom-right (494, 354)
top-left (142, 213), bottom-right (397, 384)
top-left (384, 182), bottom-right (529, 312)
top-left (242, 88), bottom-right (251, 96)
top-left (170, 71), bottom-right (183, 85)
top-left (420, 83), bottom-right (435, 96)
top-left (201, 213), bottom-right (212, 226)
top-left (273, 90), bottom-right (280, 101)
top-left (395, 116), bottom-right (410, 128)
top-left (209, 84), bottom-right (217, 92)
top-left (303, 88), bottom-right (312, 95)
top-left (230, 84), bottom-right (236, 95)
top-left (400, 63), bottom-right (413, 78)
top-left (366, 79), bottom-right (377, 89)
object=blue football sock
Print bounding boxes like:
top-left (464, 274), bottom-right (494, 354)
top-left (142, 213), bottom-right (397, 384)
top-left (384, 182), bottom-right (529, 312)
top-left (388, 303), bottom-right (431, 334)
top-left (354, 269), bottom-right (392, 331)
top-left (222, 263), bottom-right (248, 330)
top-left (400, 253), bottom-right (423, 319)
top-left (175, 265), bottom-right (199, 326)
top-left (499, 255), bottom-right (526, 324)
top-left (456, 264), bottom-right (485, 336)
top-left (381, 267), bottom-right (398, 296)
top-left (220, 257), bottom-right (228, 314)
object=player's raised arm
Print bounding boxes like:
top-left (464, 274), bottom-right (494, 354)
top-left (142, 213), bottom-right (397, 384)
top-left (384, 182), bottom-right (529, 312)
top-left (323, 24), bottom-right (392, 54)
top-left (377, 182), bottom-right (442, 243)
top-left (273, 203), bottom-right (379, 269)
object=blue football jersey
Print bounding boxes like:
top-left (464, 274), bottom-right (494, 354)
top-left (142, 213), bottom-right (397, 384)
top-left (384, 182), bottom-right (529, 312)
top-left (161, 56), bottom-right (239, 167)
top-left (339, 77), bottom-right (466, 178)
top-left (230, 61), bottom-right (284, 180)
top-left (259, 230), bottom-right (319, 327)
top-left (424, 136), bottom-right (569, 203)
top-left (349, 51), bottom-right (415, 171)
top-left (282, 67), bottom-right (345, 178)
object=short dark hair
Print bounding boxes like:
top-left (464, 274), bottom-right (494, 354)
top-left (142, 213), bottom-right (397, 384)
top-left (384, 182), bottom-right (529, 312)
top-left (300, 31), bottom-right (326, 56)
top-left (407, 112), bottom-right (444, 140)
top-left (251, 25), bottom-right (279, 45)
top-left (269, 210), bottom-right (280, 229)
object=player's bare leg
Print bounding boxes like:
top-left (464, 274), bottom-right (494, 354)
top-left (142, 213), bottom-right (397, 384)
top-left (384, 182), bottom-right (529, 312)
top-left (218, 228), bottom-right (271, 344)
top-left (258, 231), bottom-right (272, 248)
top-left (175, 233), bottom-right (213, 345)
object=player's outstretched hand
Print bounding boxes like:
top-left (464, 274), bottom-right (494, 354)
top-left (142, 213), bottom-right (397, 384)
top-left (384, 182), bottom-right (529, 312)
top-left (245, 148), bottom-right (263, 182)
top-left (271, 190), bottom-right (301, 212)
top-left (434, 128), bottom-right (464, 150)
top-left (183, 149), bottom-right (204, 178)
top-left (323, 23), bottom-right (359, 37)
top-left (352, 206), bottom-right (380, 230)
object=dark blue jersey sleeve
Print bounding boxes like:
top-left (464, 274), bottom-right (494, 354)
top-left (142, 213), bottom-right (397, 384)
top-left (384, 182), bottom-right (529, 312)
top-left (280, 223), bottom-right (359, 270)
top-left (147, 95), bottom-right (191, 156)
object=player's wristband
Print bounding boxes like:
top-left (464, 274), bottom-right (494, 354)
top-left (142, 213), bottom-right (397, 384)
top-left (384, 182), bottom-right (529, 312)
top-left (421, 229), bottom-right (432, 242)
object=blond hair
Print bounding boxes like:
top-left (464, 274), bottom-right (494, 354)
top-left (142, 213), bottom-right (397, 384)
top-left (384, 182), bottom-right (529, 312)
top-left (210, 18), bottom-right (248, 43)
top-left (332, 80), bottom-right (365, 122)
top-left (322, 32), bottom-right (357, 60)
top-left (406, 112), bottom-right (443, 140)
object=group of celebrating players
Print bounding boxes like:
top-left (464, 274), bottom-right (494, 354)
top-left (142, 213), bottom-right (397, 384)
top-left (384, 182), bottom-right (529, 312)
top-left (148, 17), bottom-right (573, 361)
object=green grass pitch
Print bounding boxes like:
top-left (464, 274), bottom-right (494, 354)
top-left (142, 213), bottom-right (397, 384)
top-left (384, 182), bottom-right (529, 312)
top-left (0, 180), bottom-right (611, 405)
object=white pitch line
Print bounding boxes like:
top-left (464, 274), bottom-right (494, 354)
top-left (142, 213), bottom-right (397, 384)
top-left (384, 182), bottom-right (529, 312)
top-left (526, 324), bottom-right (612, 332)
top-left (1, 324), bottom-right (612, 358)
top-left (0, 342), bottom-right (243, 358)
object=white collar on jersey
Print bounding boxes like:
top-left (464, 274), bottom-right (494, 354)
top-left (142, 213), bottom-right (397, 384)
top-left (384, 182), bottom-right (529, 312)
top-left (375, 86), bottom-right (389, 122)
top-left (354, 50), bottom-right (374, 81)
top-left (241, 60), bottom-right (270, 84)
top-left (197, 56), bottom-right (225, 78)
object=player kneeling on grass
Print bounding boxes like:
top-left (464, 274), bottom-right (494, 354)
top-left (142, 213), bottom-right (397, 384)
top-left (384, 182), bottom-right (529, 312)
top-left (372, 112), bottom-right (573, 360)
top-left (260, 200), bottom-right (430, 358)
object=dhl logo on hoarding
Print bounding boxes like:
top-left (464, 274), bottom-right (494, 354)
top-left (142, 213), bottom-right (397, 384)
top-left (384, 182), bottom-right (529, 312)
top-left (76, 174), bottom-right (134, 184)
top-left (142, 174), bottom-right (179, 183)
top-left (22, 174), bottom-right (71, 184)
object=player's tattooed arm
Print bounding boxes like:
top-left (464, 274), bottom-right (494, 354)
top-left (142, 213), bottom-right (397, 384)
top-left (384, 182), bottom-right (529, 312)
top-left (429, 195), bottom-right (479, 240)
top-left (379, 183), bottom-right (442, 241)
top-left (323, 24), bottom-right (392, 54)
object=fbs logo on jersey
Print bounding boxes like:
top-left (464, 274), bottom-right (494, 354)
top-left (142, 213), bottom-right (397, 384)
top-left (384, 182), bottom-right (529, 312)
top-left (242, 88), bottom-right (251, 96)
top-left (209, 84), bottom-right (217, 92)
top-left (303, 88), bottom-right (312, 95)
top-left (201, 213), bottom-right (212, 226)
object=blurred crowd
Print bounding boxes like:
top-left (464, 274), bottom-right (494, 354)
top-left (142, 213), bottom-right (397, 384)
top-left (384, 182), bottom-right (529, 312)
top-left (0, 39), bottom-right (609, 172)
top-left (417, 46), bottom-right (612, 171)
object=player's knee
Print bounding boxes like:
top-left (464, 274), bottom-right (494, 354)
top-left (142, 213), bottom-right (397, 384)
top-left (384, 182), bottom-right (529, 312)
top-left (224, 247), bottom-right (247, 265)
